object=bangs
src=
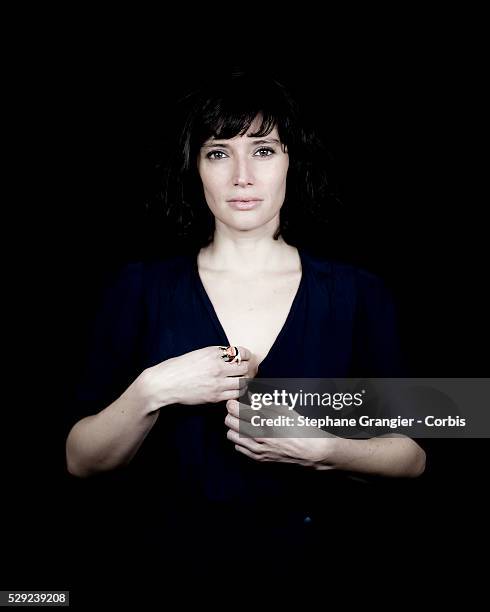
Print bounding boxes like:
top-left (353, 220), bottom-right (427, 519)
top-left (200, 109), bottom-right (279, 143)
top-left (187, 71), bottom-right (296, 157)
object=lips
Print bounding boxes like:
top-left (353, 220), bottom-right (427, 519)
top-left (227, 198), bottom-right (262, 210)
top-left (228, 200), bottom-right (261, 210)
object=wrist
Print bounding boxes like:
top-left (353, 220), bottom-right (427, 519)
top-left (319, 437), bottom-right (372, 472)
top-left (314, 436), bottom-right (356, 471)
top-left (130, 366), bottom-right (177, 413)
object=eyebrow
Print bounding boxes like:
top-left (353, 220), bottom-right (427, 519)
top-left (202, 138), bottom-right (281, 149)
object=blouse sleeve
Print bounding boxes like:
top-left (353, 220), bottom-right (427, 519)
top-left (65, 262), bottom-right (146, 435)
top-left (351, 268), bottom-right (433, 459)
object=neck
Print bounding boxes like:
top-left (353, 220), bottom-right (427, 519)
top-left (199, 235), bottom-right (297, 276)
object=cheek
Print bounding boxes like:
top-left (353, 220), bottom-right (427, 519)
top-left (267, 158), bottom-right (289, 182)
top-left (267, 165), bottom-right (289, 195)
top-left (199, 174), bottom-right (216, 197)
top-left (200, 169), bottom-right (227, 195)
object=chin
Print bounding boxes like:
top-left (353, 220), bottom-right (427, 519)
top-left (230, 221), bottom-right (264, 232)
top-left (221, 211), bottom-right (264, 227)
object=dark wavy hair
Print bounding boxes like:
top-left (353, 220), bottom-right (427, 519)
top-left (147, 67), bottom-right (341, 254)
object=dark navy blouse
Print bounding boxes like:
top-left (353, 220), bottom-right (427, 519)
top-left (70, 247), bottom-right (409, 558)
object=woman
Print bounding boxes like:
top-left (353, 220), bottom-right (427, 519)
top-left (66, 68), bottom-right (426, 575)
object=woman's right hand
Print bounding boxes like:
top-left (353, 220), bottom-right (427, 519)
top-left (136, 346), bottom-right (256, 410)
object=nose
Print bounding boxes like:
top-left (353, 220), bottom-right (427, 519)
top-left (233, 157), bottom-right (254, 187)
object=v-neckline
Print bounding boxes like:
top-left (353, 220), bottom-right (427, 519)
top-left (192, 247), bottom-right (306, 374)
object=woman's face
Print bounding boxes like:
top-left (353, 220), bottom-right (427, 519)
top-left (197, 118), bottom-right (289, 233)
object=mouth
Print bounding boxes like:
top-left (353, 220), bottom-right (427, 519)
top-left (227, 198), bottom-right (262, 210)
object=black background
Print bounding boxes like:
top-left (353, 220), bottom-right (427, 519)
top-left (3, 29), bottom-right (488, 603)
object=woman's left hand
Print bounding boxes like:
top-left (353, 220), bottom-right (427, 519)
top-left (225, 399), bottom-right (338, 470)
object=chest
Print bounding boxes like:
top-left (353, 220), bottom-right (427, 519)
top-left (198, 270), bottom-right (302, 365)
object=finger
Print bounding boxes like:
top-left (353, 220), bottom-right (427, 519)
top-left (224, 408), bottom-right (259, 439)
top-left (226, 399), bottom-right (241, 417)
top-left (225, 407), bottom-right (262, 438)
top-left (224, 413), bottom-right (240, 433)
top-left (233, 444), bottom-right (263, 462)
top-left (221, 388), bottom-right (247, 401)
top-left (227, 397), bottom-right (254, 416)
top-left (217, 345), bottom-right (251, 363)
top-left (222, 380), bottom-right (248, 400)
top-left (226, 428), bottom-right (264, 453)
top-left (228, 403), bottom-right (260, 435)
top-left (224, 361), bottom-right (250, 378)
top-left (236, 346), bottom-right (251, 361)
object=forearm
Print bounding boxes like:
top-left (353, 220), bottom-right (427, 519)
top-left (319, 436), bottom-right (426, 478)
top-left (66, 372), bottom-right (161, 478)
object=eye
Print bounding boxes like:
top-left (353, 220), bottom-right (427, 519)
top-left (204, 147), bottom-right (276, 160)
top-left (205, 150), bottom-right (228, 160)
top-left (254, 147), bottom-right (275, 157)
